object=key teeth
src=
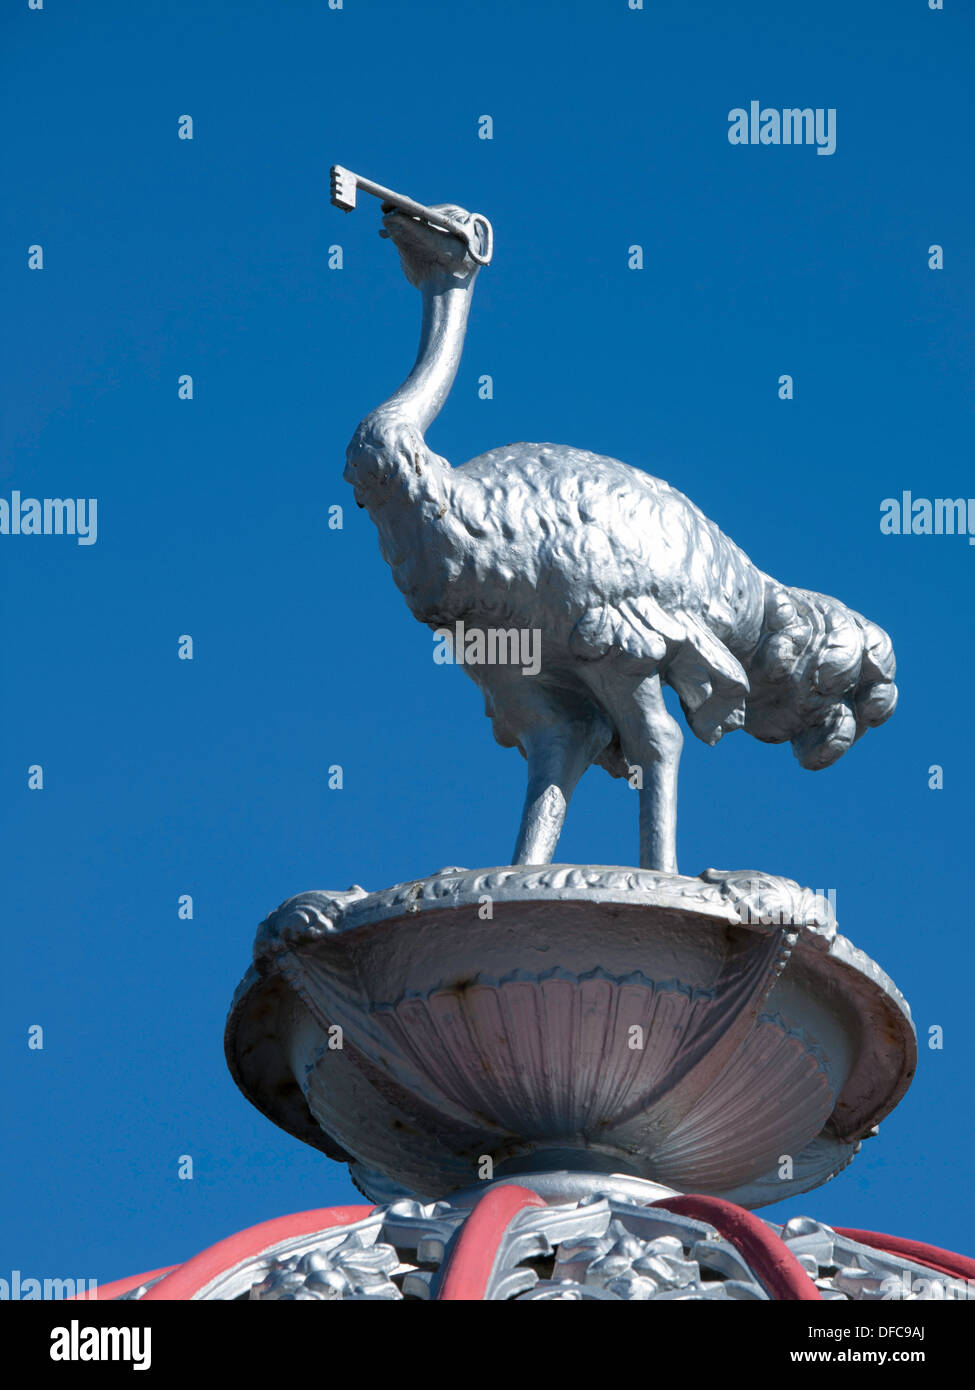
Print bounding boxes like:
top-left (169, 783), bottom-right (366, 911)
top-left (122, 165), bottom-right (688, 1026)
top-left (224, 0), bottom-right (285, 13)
top-left (330, 165), bottom-right (357, 211)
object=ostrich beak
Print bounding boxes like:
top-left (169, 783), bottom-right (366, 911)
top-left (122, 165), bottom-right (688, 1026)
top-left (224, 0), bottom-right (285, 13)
top-left (330, 166), bottom-right (493, 265)
top-left (378, 200), bottom-right (396, 237)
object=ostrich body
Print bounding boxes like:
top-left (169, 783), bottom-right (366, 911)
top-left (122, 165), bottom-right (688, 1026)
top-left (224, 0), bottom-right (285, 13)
top-left (345, 203), bottom-right (897, 873)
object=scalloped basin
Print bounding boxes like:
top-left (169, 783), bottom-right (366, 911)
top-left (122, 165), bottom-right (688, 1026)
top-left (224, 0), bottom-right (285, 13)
top-left (225, 866), bottom-right (915, 1208)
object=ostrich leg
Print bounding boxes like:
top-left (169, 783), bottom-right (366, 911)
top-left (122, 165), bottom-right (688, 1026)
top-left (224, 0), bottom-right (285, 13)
top-left (614, 674), bottom-right (684, 874)
top-left (511, 724), bottom-right (598, 865)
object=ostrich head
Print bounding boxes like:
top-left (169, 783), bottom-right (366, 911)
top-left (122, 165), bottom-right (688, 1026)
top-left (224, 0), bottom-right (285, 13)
top-left (380, 203), bottom-right (490, 287)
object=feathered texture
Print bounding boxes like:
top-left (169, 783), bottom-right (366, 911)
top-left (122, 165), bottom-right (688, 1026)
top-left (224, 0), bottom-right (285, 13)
top-left (346, 210), bottom-right (897, 869)
top-left (745, 583), bottom-right (897, 770)
top-left (348, 436), bottom-right (897, 778)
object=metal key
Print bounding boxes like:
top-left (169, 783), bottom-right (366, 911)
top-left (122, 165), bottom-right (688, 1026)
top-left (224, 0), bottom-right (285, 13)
top-left (330, 165), bottom-right (493, 266)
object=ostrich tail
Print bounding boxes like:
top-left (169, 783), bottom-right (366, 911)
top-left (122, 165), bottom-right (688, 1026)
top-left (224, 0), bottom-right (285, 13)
top-left (851, 616), bottom-right (898, 734)
top-left (744, 582), bottom-right (897, 769)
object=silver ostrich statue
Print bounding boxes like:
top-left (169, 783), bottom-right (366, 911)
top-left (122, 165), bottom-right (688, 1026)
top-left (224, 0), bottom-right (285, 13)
top-left (334, 169), bottom-right (897, 874)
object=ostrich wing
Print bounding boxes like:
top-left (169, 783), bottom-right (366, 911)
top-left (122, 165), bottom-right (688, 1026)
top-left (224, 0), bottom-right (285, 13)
top-left (570, 596), bottom-right (749, 746)
top-left (452, 443), bottom-right (756, 748)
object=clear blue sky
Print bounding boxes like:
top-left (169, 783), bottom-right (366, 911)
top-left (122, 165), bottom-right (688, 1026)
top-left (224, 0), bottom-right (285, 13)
top-left (2, 0), bottom-right (973, 1285)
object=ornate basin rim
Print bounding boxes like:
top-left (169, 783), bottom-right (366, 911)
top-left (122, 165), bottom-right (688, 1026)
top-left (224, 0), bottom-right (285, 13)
top-left (225, 865), bottom-right (916, 1209)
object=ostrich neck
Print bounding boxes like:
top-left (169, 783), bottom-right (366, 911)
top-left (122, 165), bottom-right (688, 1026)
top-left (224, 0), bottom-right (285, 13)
top-left (376, 268), bottom-right (477, 435)
top-left (346, 265), bottom-right (480, 614)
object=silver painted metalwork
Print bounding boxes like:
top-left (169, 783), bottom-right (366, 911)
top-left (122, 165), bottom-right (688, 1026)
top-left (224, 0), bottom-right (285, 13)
top-left (445, 1168), bottom-right (681, 1211)
top-left (490, 1201), bottom-right (768, 1301)
top-left (335, 172), bottom-right (897, 873)
top-left (217, 176), bottom-right (922, 1287)
top-left (225, 864), bottom-right (915, 1207)
top-left (185, 1198), bottom-right (466, 1302)
top-left (157, 1192), bottom-right (963, 1302)
top-left (249, 1228), bottom-right (404, 1301)
top-left (773, 1216), bottom-right (975, 1301)
top-left (330, 166), bottom-right (493, 267)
